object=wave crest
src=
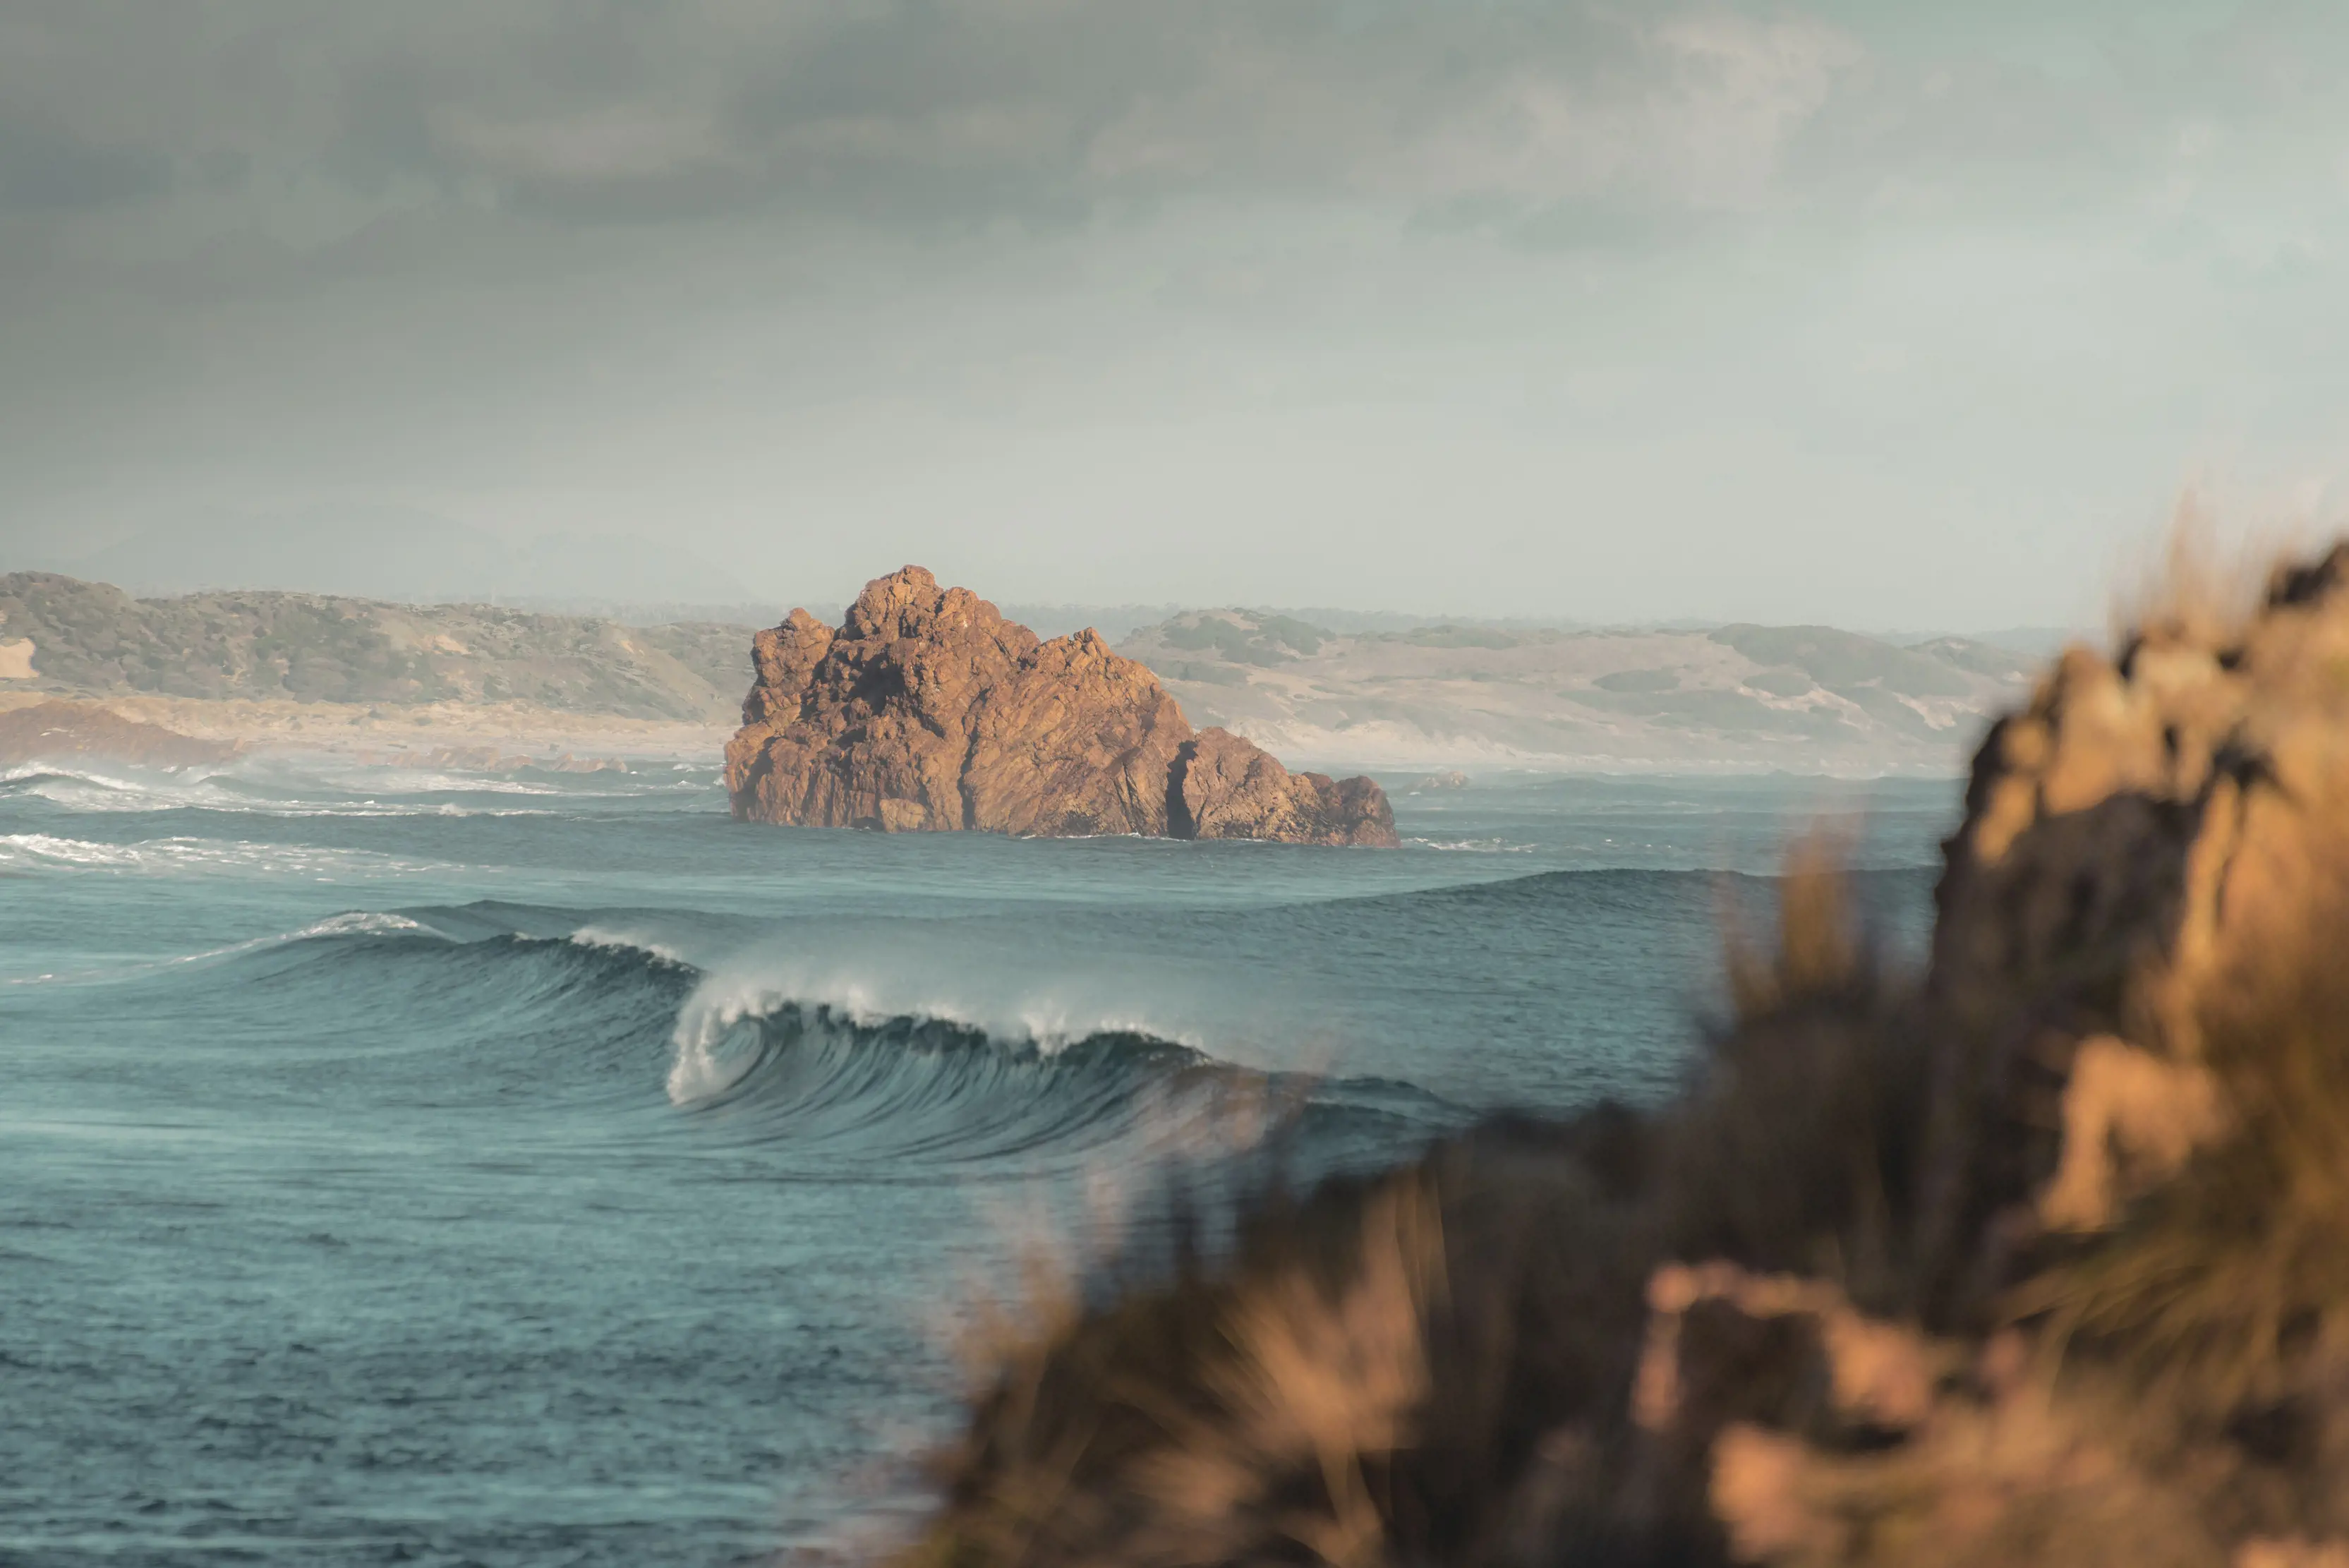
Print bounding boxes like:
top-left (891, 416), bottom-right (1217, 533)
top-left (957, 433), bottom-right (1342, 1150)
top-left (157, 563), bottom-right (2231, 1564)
top-left (660, 976), bottom-right (1457, 1169)
top-left (664, 974), bottom-right (1204, 1109)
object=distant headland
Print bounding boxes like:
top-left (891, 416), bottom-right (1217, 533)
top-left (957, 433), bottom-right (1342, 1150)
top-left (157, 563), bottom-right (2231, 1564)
top-left (0, 567), bottom-right (2034, 773)
top-left (725, 567), bottom-right (1399, 845)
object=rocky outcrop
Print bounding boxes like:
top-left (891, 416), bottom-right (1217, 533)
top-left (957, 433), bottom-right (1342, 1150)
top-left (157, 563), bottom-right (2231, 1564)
top-left (1170, 726), bottom-right (1397, 846)
top-left (0, 701), bottom-right (241, 768)
top-left (965, 630), bottom-right (1197, 838)
top-left (1914, 543), bottom-right (2349, 1313)
top-left (893, 541), bottom-right (2349, 1568)
top-left (725, 567), bottom-right (1396, 845)
top-left (1936, 545), bottom-right (2349, 1038)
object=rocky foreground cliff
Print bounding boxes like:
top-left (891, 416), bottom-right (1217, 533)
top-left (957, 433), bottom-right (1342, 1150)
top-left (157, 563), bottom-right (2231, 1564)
top-left (895, 543), bottom-right (2349, 1567)
top-left (724, 567), bottom-right (1396, 845)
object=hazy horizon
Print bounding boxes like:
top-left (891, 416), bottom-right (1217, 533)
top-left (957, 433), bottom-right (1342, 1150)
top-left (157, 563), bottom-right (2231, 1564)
top-left (6, 2), bottom-right (2347, 627)
top-left (3, 540), bottom-right (2087, 650)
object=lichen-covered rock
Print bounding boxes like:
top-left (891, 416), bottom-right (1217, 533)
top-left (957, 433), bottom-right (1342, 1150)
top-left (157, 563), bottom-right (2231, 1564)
top-left (725, 567), bottom-right (1395, 844)
top-left (1173, 726), bottom-right (1401, 847)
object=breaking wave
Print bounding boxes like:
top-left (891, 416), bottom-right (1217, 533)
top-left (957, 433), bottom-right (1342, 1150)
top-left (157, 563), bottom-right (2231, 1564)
top-left (50, 904), bottom-right (1456, 1169)
top-left (0, 764), bottom-right (556, 818)
top-left (0, 831), bottom-right (449, 878)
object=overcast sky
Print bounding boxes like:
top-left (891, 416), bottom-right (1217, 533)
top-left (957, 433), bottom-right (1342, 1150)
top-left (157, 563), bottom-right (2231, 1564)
top-left (4, 1), bottom-right (2346, 626)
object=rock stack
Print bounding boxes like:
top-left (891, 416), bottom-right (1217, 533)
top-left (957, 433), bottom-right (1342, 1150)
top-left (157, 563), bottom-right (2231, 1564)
top-left (724, 567), bottom-right (1396, 846)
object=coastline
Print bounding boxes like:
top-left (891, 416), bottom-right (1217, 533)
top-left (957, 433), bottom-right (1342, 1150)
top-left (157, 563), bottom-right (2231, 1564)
top-left (0, 689), bottom-right (1977, 780)
top-left (0, 689), bottom-right (732, 767)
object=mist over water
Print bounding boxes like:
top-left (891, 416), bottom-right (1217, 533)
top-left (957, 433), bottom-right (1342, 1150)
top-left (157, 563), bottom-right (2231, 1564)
top-left (0, 757), bottom-right (1951, 1564)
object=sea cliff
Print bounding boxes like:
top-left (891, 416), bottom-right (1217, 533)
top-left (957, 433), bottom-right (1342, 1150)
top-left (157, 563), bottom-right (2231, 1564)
top-left (724, 567), bottom-right (1397, 845)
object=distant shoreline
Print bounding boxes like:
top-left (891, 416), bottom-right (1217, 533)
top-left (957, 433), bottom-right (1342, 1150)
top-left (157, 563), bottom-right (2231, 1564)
top-left (0, 690), bottom-right (732, 766)
top-left (0, 690), bottom-right (1976, 780)
top-left (2, 569), bottom-right (2034, 776)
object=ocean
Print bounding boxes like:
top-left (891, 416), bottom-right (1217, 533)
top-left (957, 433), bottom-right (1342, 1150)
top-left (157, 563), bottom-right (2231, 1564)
top-left (0, 756), bottom-right (1955, 1566)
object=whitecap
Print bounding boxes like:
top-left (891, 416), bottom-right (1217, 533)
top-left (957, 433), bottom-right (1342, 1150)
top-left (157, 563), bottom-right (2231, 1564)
top-left (4, 908), bottom-right (444, 989)
top-left (569, 924), bottom-right (692, 967)
top-left (660, 963), bottom-right (1207, 1107)
top-left (0, 832), bottom-right (447, 878)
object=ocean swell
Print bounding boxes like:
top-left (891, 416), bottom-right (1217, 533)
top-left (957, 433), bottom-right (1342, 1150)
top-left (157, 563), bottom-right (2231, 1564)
top-left (662, 972), bottom-right (1458, 1168)
top-left (0, 763), bottom-right (557, 818)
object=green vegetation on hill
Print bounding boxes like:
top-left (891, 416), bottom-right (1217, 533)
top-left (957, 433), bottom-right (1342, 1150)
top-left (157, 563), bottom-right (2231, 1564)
top-left (0, 572), bottom-right (753, 721)
top-left (1902, 634), bottom-right (2039, 681)
top-left (1707, 622), bottom-right (1976, 699)
top-left (1155, 610), bottom-right (1331, 663)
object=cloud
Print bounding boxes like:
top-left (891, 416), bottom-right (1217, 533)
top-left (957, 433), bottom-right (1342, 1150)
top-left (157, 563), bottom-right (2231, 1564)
top-left (0, 1), bottom-right (1869, 234)
top-left (6, 2), bottom-right (2346, 251)
top-left (5, 1), bottom-right (2349, 630)
top-left (0, 107), bottom-right (171, 212)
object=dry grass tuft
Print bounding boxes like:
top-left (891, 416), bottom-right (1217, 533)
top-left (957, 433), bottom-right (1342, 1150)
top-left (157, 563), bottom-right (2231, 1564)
top-left (888, 546), bottom-right (2349, 1565)
top-left (2111, 495), bottom-right (2299, 656)
top-left (1674, 834), bottom-right (1924, 1310)
top-left (1723, 829), bottom-right (1866, 1024)
top-left (2015, 886), bottom-right (2349, 1423)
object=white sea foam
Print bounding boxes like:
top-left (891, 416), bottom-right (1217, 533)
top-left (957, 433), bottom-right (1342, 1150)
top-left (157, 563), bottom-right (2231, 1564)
top-left (0, 762), bottom-right (566, 818)
top-left (0, 832), bottom-right (153, 867)
top-left (665, 983), bottom-right (775, 1104)
top-left (0, 750), bottom-right (728, 820)
top-left (0, 832), bottom-right (445, 878)
top-left (1403, 836), bottom-right (1542, 854)
top-left (358, 771), bottom-right (566, 796)
top-left (569, 925), bottom-right (692, 967)
top-left (159, 910), bottom-right (435, 970)
top-left (157, 910), bottom-right (436, 970)
top-left (284, 911), bottom-right (432, 939)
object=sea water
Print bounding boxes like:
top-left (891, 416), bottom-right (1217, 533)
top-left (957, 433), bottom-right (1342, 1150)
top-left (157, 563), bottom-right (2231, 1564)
top-left (0, 756), bottom-right (1956, 1565)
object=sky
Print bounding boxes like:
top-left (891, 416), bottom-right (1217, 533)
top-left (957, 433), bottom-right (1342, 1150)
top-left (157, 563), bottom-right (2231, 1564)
top-left (3, 0), bottom-right (2348, 627)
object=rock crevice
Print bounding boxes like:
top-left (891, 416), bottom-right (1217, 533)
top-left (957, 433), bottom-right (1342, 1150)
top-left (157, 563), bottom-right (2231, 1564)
top-left (724, 567), bottom-right (1396, 845)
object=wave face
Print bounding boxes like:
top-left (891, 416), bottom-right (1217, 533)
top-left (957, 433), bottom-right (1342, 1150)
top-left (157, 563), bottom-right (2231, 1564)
top-left (668, 991), bottom-right (1450, 1169)
top-left (0, 756), bottom-right (1950, 1564)
top-left (57, 906), bottom-right (1449, 1166)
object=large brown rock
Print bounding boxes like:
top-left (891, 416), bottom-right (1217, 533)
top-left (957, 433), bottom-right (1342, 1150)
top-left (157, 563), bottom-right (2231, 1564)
top-left (725, 567), bottom-right (1395, 844)
top-left (1172, 726), bottom-right (1400, 847)
top-left (963, 629), bottom-right (1194, 838)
